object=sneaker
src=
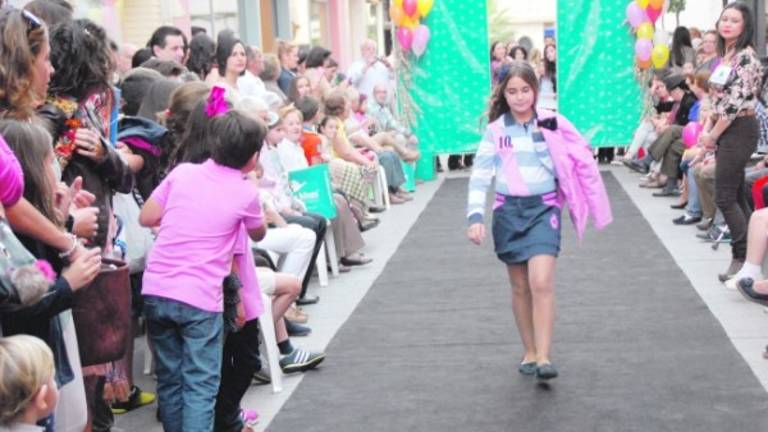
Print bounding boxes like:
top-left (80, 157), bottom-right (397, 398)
top-left (280, 348), bottom-right (326, 373)
top-left (111, 386), bottom-right (156, 414)
top-left (253, 369), bottom-right (271, 385)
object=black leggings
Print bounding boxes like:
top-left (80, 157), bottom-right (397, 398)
top-left (715, 115), bottom-right (759, 260)
top-left (284, 212), bottom-right (327, 299)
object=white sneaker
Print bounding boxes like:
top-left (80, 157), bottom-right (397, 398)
top-left (724, 273), bottom-right (764, 291)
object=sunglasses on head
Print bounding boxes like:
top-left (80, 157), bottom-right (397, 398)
top-left (21, 9), bottom-right (42, 35)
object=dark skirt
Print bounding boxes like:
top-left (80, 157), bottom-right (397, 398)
top-left (492, 192), bottom-right (562, 264)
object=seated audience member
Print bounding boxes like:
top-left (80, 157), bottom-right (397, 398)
top-left (625, 74), bottom-right (698, 195)
top-left (365, 83), bottom-right (420, 162)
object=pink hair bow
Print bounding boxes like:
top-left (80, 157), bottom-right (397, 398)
top-left (205, 86), bottom-right (229, 118)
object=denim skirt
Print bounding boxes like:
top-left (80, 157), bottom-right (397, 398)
top-left (491, 192), bottom-right (562, 264)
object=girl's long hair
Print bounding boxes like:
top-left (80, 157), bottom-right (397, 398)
top-left (0, 9), bottom-right (48, 121)
top-left (0, 120), bottom-right (60, 225)
top-left (486, 60), bottom-right (539, 123)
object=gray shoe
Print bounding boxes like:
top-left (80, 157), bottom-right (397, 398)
top-left (696, 217), bottom-right (713, 231)
top-left (536, 363), bottom-right (559, 380)
top-left (518, 361), bottom-right (537, 376)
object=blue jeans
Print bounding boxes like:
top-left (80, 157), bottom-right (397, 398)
top-left (682, 161), bottom-right (702, 217)
top-left (143, 296), bottom-right (223, 432)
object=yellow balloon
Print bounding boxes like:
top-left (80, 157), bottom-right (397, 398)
top-left (394, 0), bottom-right (403, 6)
top-left (636, 0), bottom-right (650, 8)
top-left (402, 15), bottom-right (419, 30)
top-left (651, 43), bottom-right (670, 69)
top-left (649, 0), bottom-right (664, 9)
top-left (636, 22), bottom-right (654, 40)
top-left (417, 0), bottom-right (434, 17)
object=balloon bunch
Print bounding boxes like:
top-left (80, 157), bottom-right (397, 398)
top-left (626, 0), bottom-right (669, 70)
top-left (390, 0), bottom-right (434, 57)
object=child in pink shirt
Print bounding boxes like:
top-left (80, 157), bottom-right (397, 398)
top-left (139, 111), bottom-right (267, 432)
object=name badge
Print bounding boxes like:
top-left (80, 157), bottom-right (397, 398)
top-left (710, 64), bottom-right (733, 86)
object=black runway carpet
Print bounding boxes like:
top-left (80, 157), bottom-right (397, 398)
top-left (268, 174), bottom-right (768, 432)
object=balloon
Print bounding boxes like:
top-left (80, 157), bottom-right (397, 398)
top-left (403, 0), bottom-right (418, 17)
top-left (635, 39), bottom-right (653, 62)
top-left (402, 15), bottom-right (419, 30)
top-left (626, 3), bottom-right (648, 28)
top-left (389, 3), bottom-right (405, 26)
top-left (394, 0), bottom-right (403, 6)
top-left (651, 43), bottom-right (670, 68)
top-left (636, 0), bottom-right (650, 8)
top-left (417, 0), bottom-right (434, 17)
top-left (682, 122), bottom-right (703, 148)
top-left (412, 24), bottom-right (431, 57)
top-left (647, 6), bottom-right (662, 24)
top-left (396, 27), bottom-right (413, 52)
top-left (636, 22), bottom-right (654, 40)
top-left (649, 0), bottom-right (664, 9)
top-left (637, 58), bottom-right (652, 70)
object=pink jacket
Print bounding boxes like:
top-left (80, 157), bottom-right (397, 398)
top-left (537, 109), bottom-right (613, 240)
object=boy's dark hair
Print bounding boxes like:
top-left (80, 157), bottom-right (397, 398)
top-left (119, 67), bottom-right (163, 116)
top-left (295, 96), bottom-right (320, 123)
top-left (191, 26), bottom-right (207, 37)
top-left (210, 110), bottom-right (266, 169)
top-left (140, 58), bottom-right (186, 78)
top-left (131, 47), bottom-right (153, 69)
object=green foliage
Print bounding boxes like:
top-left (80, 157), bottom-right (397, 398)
top-left (487, 0), bottom-right (516, 45)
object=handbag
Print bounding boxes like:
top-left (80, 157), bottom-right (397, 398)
top-left (112, 190), bottom-right (154, 274)
top-left (0, 217), bottom-right (51, 308)
top-left (71, 258), bottom-right (131, 366)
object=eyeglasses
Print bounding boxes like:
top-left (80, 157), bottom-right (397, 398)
top-left (21, 9), bottom-right (42, 35)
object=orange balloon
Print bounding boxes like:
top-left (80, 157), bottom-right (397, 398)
top-left (638, 58), bottom-right (651, 70)
top-left (649, 0), bottom-right (664, 9)
top-left (389, 4), bottom-right (405, 26)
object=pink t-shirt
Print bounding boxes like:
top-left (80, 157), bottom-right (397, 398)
top-left (142, 160), bottom-right (263, 312)
top-left (234, 224), bottom-right (263, 321)
top-left (0, 135), bottom-right (24, 207)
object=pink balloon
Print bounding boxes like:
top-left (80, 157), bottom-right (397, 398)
top-left (396, 27), bottom-right (413, 52)
top-left (626, 3), bottom-right (648, 28)
top-left (646, 6), bottom-right (662, 24)
top-left (412, 25), bottom-right (431, 57)
top-left (635, 38), bottom-right (653, 62)
top-left (682, 122), bottom-right (703, 148)
top-left (403, 0), bottom-right (418, 17)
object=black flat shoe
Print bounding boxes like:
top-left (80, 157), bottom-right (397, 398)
top-left (670, 201), bottom-right (688, 209)
top-left (296, 295), bottom-right (319, 306)
top-left (518, 361), bottom-right (537, 376)
top-left (340, 256), bottom-right (373, 267)
top-left (624, 160), bottom-right (650, 174)
top-left (736, 278), bottom-right (768, 306)
top-left (368, 205), bottom-right (386, 214)
top-left (536, 363), bottom-right (558, 380)
top-left (673, 214), bottom-right (702, 225)
top-left (359, 219), bottom-right (380, 232)
top-left (652, 189), bottom-right (681, 197)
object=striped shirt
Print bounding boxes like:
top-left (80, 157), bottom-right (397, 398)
top-left (467, 113), bottom-right (557, 224)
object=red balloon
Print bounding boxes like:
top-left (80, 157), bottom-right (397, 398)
top-left (647, 6), bottom-right (662, 24)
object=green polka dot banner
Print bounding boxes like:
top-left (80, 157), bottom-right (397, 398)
top-left (407, 0), bottom-right (491, 156)
top-left (557, 0), bottom-right (644, 147)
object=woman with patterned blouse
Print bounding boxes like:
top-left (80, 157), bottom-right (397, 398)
top-left (699, 2), bottom-right (764, 282)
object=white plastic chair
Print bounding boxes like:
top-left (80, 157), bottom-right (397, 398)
top-left (371, 166), bottom-right (391, 210)
top-left (259, 291), bottom-right (283, 393)
top-left (325, 220), bottom-right (339, 277)
top-left (315, 240), bottom-right (328, 287)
